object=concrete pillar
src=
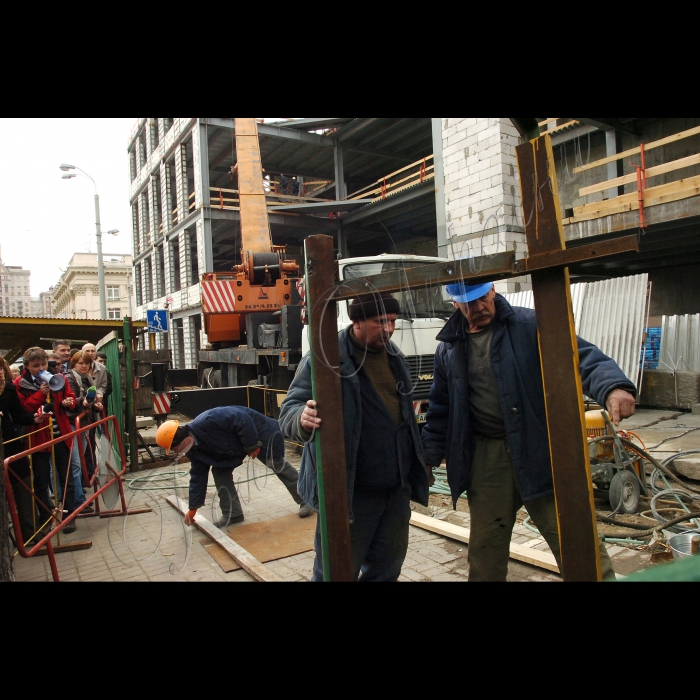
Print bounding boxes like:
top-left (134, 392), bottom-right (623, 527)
top-left (438, 117), bottom-right (528, 294)
top-left (195, 215), bottom-right (212, 282)
top-left (178, 229), bottom-right (191, 289)
top-left (146, 119), bottom-right (156, 156)
top-left (175, 143), bottom-right (189, 224)
top-left (170, 319), bottom-right (182, 368)
top-left (193, 121), bottom-right (211, 209)
top-left (163, 234), bottom-right (176, 294)
top-left (148, 176), bottom-right (160, 241)
top-left (136, 135), bottom-right (145, 173)
top-left (152, 249), bottom-right (164, 300)
top-left (138, 191), bottom-right (150, 250)
top-left (131, 203), bottom-right (140, 257)
top-left (160, 161), bottom-right (173, 234)
top-left (182, 315), bottom-right (197, 369)
top-left (158, 118), bottom-right (167, 144)
top-left (140, 258), bottom-right (151, 304)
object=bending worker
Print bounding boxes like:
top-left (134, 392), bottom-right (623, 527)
top-left (421, 280), bottom-right (637, 582)
top-left (156, 406), bottom-right (312, 527)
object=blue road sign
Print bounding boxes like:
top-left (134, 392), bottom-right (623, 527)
top-left (147, 310), bottom-right (168, 333)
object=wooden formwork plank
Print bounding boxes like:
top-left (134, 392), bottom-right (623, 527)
top-left (409, 512), bottom-right (559, 573)
top-left (165, 495), bottom-right (281, 582)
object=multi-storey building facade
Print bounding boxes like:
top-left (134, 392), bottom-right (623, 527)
top-left (0, 246), bottom-right (32, 318)
top-left (52, 253), bottom-right (134, 320)
top-left (127, 118), bottom-right (436, 368)
top-left (128, 117), bottom-right (700, 370)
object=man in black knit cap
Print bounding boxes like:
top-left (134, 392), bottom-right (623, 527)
top-left (279, 292), bottom-right (429, 581)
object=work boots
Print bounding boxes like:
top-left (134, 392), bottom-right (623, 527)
top-left (298, 503), bottom-right (313, 518)
top-left (215, 513), bottom-right (244, 528)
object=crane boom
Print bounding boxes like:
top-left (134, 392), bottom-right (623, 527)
top-left (235, 117), bottom-right (273, 254)
top-left (201, 118), bottom-right (300, 345)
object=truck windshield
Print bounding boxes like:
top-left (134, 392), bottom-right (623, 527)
top-left (342, 261), bottom-right (455, 320)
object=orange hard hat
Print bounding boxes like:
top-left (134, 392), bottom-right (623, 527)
top-left (156, 419), bottom-right (180, 454)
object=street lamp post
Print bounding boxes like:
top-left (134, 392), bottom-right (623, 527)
top-left (60, 164), bottom-right (119, 319)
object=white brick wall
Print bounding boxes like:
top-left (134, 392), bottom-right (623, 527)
top-left (440, 117), bottom-right (529, 293)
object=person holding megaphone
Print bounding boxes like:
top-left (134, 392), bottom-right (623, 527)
top-left (15, 347), bottom-right (79, 534)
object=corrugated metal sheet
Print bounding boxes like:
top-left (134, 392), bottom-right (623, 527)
top-left (659, 314), bottom-right (700, 371)
top-left (502, 273), bottom-right (649, 389)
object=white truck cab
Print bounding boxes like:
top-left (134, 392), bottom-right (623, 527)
top-left (303, 253), bottom-right (453, 422)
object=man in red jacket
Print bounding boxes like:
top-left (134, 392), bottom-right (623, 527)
top-left (15, 347), bottom-right (78, 534)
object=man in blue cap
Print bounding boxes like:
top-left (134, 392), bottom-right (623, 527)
top-left (421, 279), bottom-right (637, 581)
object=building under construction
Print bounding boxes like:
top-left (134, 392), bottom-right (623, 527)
top-left (127, 117), bottom-right (700, 368)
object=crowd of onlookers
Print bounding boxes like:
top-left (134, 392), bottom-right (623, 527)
top-left (1, 340), bottom-right (114, 547)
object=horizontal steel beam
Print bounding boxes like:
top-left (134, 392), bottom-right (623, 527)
top-left (342, 182), bottom-right (434, 224)
top-left (330, 235), bottom-right (639, 301)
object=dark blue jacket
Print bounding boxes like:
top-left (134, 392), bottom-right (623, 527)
top-left (278, 327), bottom-right (429, 520)
top-left (421, 295), bottom-right (637, 506)
top-left (187, 406), bottom-right (285, 509)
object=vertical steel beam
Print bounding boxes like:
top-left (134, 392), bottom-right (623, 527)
top-left (432, 118), bottom-right (448, 258)
top-left (515, 135), bottom-right (601, 582)
top-left (605, 130), bottom-right (618, 201)
top-left (123, 318), bottom-right (139, 471)
top-left (333, 140), bottom-right (346, 200)
top-left (304, 234), bottom-right (353, 581)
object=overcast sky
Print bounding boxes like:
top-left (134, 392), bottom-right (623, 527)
top-left (0, 118), bottom-right (291, 297)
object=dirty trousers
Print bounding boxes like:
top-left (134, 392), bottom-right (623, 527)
top-left (311, 484), bottom-right (411, 582)
top-left (467, 434), bottom-right (614, 582)
top-left (213, 456), bottom-right (302, 518)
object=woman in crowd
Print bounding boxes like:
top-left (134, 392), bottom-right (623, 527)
top-left (0, 358), bottom-right (42, 545)
top-left (65, 351), bottom-right (104, 499)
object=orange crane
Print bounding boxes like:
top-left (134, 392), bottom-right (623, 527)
top-left (201, 117), bottom-right (300, 345)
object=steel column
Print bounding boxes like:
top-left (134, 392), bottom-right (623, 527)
top-left (432, 118), bottom-right (448, 257)
top-left (516, 134), bottom-right (601, 582)
top-left (333, 140), bottom-right (346, 200)
top-left (123, 318), bottom-right (139, 471)
top-left (304, 235), bottom-right (353, 581)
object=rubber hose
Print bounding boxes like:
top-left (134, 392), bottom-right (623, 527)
top-left (651, 489), bottom-right (700, 533)
top-left (596, 513), bottom-right (652, 530)
top-left (597, 510), bottom-right (700, 540)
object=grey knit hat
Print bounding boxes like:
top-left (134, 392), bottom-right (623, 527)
top-left (348, 293), bottom-right (400, 321)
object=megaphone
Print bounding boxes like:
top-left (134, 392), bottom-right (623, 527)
top-left (39, 370), bottom-right (66, 392)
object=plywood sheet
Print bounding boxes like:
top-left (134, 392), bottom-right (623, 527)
top-left (203, 512), bottom-right (317, 572)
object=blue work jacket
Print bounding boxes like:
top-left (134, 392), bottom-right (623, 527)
top-left (187, 406), bottom-right (285, 509)
top-left (278, 327), bottom-right (429, 521)
top-left (421, 295), bottom-right (637, 506)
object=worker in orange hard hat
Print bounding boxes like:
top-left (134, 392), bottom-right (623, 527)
top-left (156, 407), bottom-right (312, 528)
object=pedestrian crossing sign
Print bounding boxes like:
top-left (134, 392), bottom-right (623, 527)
top-left (147, 310), bottom-right (168, 333)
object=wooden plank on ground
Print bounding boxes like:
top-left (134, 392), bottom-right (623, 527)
top-left (573, 125), bottom-right (700, 174)
top-left (409, 512), bottom-right (559, 573)
top-left (202, 512), bottom-right (317, 572)
top-left (165, 495), bottom-right (281, 582)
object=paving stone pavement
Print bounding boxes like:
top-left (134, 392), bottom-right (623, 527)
top-left (18, 406), bottom-right (695, 583)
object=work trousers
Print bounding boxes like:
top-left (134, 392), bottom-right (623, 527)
top-left (467, 434), bottom-right (615, 582)
top-left (11, 475), bottom-right (37, 545)
top-left (213, 456), bottom-right (302, 519)
top-left (30, 444), bottom-right (75, 528)
top-left (311, 484), bottom-right (411, 582)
